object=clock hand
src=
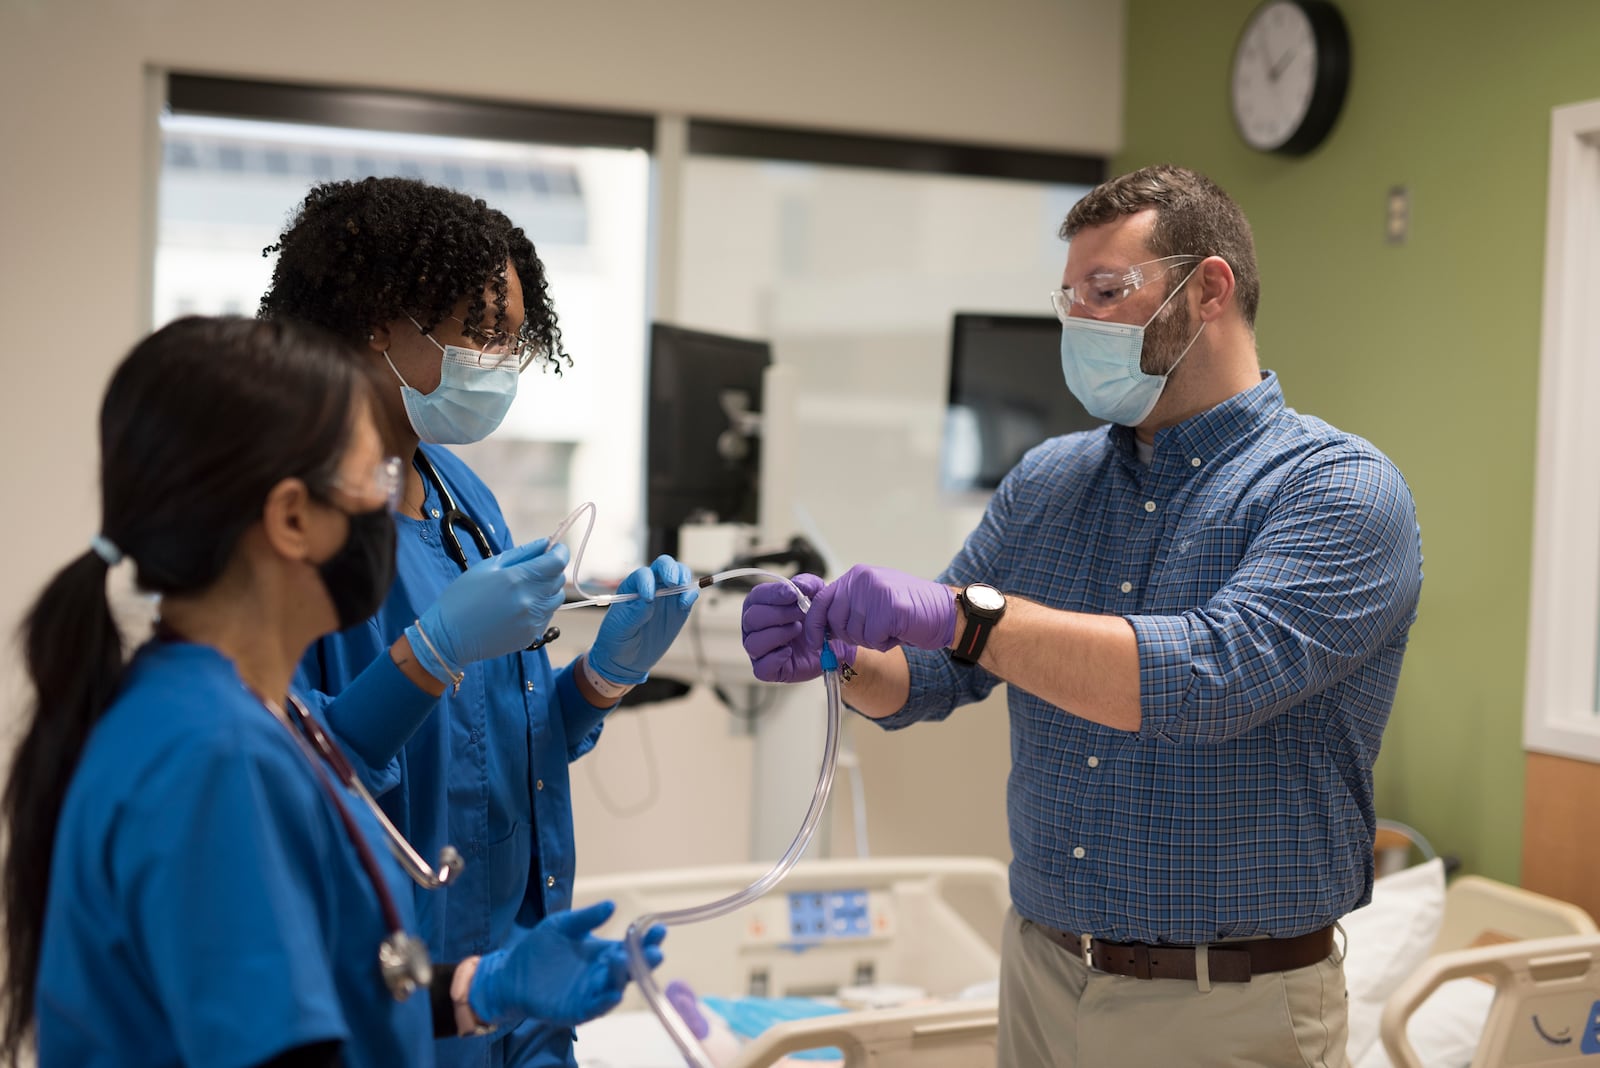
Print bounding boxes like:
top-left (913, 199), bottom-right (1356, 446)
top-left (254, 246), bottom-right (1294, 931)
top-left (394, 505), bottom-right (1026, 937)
top-left (1269, 47), bottom-right (1300, 81)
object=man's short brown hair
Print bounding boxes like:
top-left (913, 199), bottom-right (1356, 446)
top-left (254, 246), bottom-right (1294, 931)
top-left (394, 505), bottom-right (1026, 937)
top-left (1061, 165), bottom-right (1260, 328)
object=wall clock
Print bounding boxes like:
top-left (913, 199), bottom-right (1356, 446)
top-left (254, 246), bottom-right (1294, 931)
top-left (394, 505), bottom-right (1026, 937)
top-left (1230, 0), bottom-right (1351, 155)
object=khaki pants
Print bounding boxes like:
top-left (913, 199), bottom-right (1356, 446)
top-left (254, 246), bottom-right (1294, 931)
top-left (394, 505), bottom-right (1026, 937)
top-left (997, 908), bottom-right (1350, 1068)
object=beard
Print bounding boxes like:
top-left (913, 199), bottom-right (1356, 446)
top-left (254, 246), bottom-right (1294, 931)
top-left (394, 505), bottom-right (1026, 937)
top-left (1138, 289), bottom-right (1196, 376)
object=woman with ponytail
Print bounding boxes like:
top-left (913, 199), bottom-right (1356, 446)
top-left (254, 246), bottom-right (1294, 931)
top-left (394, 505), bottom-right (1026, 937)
top-left (1, 317), bottom-right (660, 1068)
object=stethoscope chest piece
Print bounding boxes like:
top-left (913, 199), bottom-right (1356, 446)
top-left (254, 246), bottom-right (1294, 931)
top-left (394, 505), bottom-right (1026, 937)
top-left (379, 930), bottom-right (433, 1000)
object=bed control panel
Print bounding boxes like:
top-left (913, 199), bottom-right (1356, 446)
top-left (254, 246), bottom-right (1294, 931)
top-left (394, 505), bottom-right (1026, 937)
top-left (733, 887), bottom-right (896, 951)
top-left (787, 889), bottom-right (871, 940)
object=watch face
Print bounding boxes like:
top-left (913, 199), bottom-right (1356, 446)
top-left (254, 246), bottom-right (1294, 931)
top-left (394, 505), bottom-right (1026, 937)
top-left (965, 583), bottom-right (1005, 613)
top-left (1231, 1), bottom-right (1320, 152)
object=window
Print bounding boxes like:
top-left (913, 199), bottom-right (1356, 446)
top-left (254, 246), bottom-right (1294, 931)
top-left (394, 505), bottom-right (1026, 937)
top-left (1523, 98), bottom-right (1600, 762)
top-left (152, 76), bottom-right (1107, 588)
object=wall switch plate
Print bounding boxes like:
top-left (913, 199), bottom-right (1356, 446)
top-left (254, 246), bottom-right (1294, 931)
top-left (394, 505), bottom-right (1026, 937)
top-left (1386, 186), bottom-right (1410, 244)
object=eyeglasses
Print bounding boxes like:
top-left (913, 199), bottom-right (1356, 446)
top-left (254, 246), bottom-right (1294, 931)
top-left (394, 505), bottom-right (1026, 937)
top-left (410, 314), bottom-right (544, 373)
top-left (326, 456), bottom-right (404, 512)
top-left (1051, 255), bottom-right (1202, 322)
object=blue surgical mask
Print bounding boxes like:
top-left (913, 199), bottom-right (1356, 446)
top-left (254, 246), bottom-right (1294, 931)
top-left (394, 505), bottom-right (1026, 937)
top-left (386, 333), bottom-right (519, 445)
top-left (1060, 266), bottom-right (1204, 426)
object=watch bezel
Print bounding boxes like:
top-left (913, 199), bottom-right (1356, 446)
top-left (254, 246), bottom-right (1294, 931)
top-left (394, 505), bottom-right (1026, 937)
top-left (963, 582), bottom-right (1006, 614)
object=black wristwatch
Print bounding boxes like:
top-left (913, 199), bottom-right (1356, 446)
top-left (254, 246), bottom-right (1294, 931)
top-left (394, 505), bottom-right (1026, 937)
top-left (951, 582), bottom-right (1007, 664)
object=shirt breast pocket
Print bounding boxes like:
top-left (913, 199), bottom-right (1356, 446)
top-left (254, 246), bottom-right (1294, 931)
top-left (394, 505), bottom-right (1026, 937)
top-left (1146, 523), bottom-right (1252, 612)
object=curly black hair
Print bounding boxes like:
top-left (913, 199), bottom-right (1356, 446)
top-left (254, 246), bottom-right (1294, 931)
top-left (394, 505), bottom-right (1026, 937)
top-left (259, 176), bottom-right (571, 374)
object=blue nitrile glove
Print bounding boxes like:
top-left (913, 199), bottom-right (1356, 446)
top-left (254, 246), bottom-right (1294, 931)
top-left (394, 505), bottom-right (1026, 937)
top-left (405, 539), bottom-right (570, 685)
top-left (741, 574), bottom-right (857, 684)
top-left (586, 555), bottom-right (698, 686)
top-left (803, 564), bottom-right (956, 654)
top-left (468, 901), bottom-right (667, 1029)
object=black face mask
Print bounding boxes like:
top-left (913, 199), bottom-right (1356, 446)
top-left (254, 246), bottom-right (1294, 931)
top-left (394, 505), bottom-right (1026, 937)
top-left (318, 506), bottom-right (397, 630)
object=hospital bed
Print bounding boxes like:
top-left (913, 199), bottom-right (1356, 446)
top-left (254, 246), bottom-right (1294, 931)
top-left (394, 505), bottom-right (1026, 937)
top-left (572, 854), bottom-right (1600, 1068)
top-left (572, 857), bottom-right (1006, 1067)
top-left (1365, 869), bottom-right (1600, 1067)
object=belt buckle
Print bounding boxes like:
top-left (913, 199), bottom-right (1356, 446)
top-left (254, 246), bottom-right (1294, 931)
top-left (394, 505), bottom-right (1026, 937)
top-left (1080, 933), bottom-right (1094, 970)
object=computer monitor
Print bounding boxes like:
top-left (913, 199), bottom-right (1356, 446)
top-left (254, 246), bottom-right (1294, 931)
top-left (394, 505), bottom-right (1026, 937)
top-left (943, 312), bottom-right (1103, 492)
top-left (646, 323), bottom-right (772, 558)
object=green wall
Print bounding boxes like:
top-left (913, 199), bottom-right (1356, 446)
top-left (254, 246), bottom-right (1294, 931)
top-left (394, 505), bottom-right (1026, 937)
top-left (1119, 0), bottom-right (1600, 883)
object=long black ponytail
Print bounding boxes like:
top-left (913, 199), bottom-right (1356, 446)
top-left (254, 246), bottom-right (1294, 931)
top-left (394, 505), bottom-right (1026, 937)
top-left (1, 316), bottom-right (370, 1064)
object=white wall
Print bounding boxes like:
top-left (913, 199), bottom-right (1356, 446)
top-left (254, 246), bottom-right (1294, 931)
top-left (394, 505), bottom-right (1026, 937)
top-left (0, 0), bottom-right (1122, 866)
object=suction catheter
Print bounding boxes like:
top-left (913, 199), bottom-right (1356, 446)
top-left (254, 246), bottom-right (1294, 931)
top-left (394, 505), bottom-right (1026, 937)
top-left (545, 502), bottom-right (844, 1068)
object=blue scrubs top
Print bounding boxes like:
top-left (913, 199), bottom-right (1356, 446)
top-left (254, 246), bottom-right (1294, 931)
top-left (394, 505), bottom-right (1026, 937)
top-left (296, 444), bottom-right (607, 1068)
top-left (36, 641), bottom-right (432, 1068)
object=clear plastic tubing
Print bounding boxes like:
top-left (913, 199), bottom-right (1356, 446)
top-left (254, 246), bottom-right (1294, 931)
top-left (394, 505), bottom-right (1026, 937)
top-left (546, 503), bottom-right (792, 613)
top-left (553, 566), bottom-right (789, 611)
top-left (545, 503), bottom-right (843, 1068)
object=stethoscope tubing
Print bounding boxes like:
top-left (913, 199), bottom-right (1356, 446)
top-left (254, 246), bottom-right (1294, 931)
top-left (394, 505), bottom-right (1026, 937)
top-left (284, 696), bottom-right (462, 890)
top-left (265, 694), bottom-right (436, 999)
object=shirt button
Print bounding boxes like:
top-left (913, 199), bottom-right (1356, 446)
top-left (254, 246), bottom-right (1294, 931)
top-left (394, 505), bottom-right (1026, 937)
top-left (1087, 756), bottom-right (1100, 768)
top-left (1119, 581), bottom-right (1132, 594)
top-left (536, 779), bottom-right (545, 791)
top-left (1191, 457), bottom-right (1202, 468)
top-left (526, 681), bottom-right (535, 692)
top-left (1073, 846), bottom-right (1087, 859)
top-left (1143, 500), bottom-right (1157, 513)
top-left (547, 875), bottom-right (557, 889)
top-left (431, 508), bottom-right (441, 518)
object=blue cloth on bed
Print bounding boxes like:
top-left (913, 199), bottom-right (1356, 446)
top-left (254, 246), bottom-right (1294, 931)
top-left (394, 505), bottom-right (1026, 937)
top-left (702, 997), bottom-right (844, 1061)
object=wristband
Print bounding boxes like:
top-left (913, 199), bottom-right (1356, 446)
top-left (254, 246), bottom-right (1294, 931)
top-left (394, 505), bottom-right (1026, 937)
top-left (408, 620), bottom-right (465, 694)
top-left (581, 655), bottom-right (634, 703)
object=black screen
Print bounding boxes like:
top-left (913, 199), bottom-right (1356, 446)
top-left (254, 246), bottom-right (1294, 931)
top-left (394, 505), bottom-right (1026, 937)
top-left (944, 313), bottom-right (1102, 491)
top-left (646, 323), bottom-right (772, 558)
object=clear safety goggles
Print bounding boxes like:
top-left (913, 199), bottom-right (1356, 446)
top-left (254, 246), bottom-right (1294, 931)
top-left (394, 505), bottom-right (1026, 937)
top-left (410, 314), bottom-right (543, 373)
top-left (326, 455), bottom-right (404, 512)
top-left (1051, 255), bottom-right (1202, 321)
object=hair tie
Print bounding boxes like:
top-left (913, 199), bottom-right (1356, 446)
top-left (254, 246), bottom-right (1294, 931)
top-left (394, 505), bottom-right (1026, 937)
top-left (89, 534), bottom-right (124, 567)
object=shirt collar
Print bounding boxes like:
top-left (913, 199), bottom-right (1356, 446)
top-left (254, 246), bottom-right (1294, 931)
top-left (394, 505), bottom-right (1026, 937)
top-left (1108, 370), bottom-right (1283, 468)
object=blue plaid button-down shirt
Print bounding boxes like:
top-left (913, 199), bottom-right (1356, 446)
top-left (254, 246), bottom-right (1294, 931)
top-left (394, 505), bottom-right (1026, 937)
top-left (881, 372), bottom-right (1422, 944)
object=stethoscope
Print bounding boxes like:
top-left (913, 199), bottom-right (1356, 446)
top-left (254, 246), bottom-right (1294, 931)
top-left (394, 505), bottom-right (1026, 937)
top-left (263, 692), bottom-right (465, 1000)
top-left (412, 452), bottom-right (560, 652)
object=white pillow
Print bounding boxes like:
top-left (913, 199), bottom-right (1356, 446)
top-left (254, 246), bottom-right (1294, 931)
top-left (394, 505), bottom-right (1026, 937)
top-left (1340, 857), bottom-right (1447, 1062)
top-left (1354, 976), bottom-right (1493, 1068)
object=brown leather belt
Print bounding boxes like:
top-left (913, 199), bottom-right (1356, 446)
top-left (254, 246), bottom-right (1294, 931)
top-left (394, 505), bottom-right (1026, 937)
top-left (1037, 924), bottom-right (1336, 984)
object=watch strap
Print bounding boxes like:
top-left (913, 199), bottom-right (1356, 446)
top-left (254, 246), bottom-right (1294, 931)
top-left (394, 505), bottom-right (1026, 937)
top-left (952, 613), bottom-right (995, 664)
top-left (951, 585), bottom-right (1004, 665)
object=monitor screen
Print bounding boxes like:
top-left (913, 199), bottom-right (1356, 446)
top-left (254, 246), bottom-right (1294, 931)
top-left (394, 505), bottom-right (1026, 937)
top-left (646, 323), bottom-right (772, 558)
top-left (943, 313), bottom-right (1103, 491)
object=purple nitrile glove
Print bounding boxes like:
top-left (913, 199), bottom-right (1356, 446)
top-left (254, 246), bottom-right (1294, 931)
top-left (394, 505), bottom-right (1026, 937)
top-left (741, 574), bottom-right (857, 684)
top-left (802, 564), bottom-right (957, 655)
top-left (665, 980), bottom-right (709, 1039)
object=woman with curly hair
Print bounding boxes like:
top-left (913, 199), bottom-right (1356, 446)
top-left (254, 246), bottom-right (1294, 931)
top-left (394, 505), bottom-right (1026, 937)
top-left (260, 178), bottom-right (694, 1068)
